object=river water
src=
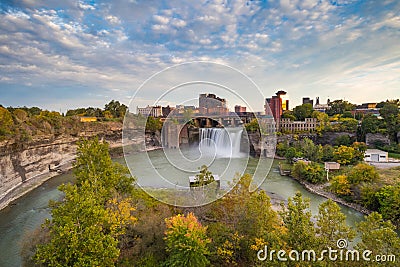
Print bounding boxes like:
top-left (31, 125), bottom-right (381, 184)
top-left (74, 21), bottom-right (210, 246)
top-left (0, 149), bottom-right (365, 267)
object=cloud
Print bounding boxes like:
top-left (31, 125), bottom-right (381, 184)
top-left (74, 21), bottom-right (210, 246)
top-left (0, 0), bottom-right (399, 110)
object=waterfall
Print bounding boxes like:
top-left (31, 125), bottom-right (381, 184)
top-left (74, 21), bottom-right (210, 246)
top-left (199, 128), bottom-right (245, 158)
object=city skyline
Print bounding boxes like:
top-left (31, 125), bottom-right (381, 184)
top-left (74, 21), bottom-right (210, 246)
top-left (0, 0), bottom-right (399, 112)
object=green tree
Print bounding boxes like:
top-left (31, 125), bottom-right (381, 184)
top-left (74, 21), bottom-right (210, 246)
top-left (356, 212), bottom-right (400, 267)
top-left (334, 134), bottom-right (352, 146)
top-left (301, 138), bottom-right (322, 162)
top-left (0, 106), bottom-right (14, 136)
top-left (293, 103), bottom-right (313, 121)
top-left (244, 118), bottom-right (260, 132)
top-left (282, 110), bottom-right (296, 120)
top-left (146, 116), bottom-right (162, 132)
top-left (380, 102), bottom-right (400, 142)
top-left (280, 192), bottom-right (318, 252)
top-left (34, 138), bottom-right (136, 266)
top-left (375, 185), bottom-right (400, 225)
top-left (360, 114), bottom-right (381, 138)
top-left (285, 146), bottom-right (302, 163)
top-left (193, 165), bottom-right (215, 187)
top-left (105, 100), bottom-right (128, 118)
top-left (321, 144), bottom-right (335, 162)
top-left (291, 160), bottom-right (307, 179)
top-left (164, 213), bottom-right (210, 267)
top-left (327, 100), bottom-right (356, 116)
top-left (207, 174), bottom-right (286, 266)
top-left (316, 199), bottom-right (355, 248)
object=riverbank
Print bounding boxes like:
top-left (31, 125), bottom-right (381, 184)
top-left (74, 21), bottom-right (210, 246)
top-left (278, 163), bottom-right (371, 215)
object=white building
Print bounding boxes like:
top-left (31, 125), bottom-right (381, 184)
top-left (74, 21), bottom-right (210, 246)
top-left (278, 118), bottom-right (318, 132)
top-left (136, 105), bottom-right (162, 117)
top-left (364, 149), bottom-right (389, 162)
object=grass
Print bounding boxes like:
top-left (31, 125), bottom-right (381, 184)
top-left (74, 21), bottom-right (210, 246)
top-left (376, 166), bottom-right (400, 186)
top-left (389, 152), bottom-right (400, 159)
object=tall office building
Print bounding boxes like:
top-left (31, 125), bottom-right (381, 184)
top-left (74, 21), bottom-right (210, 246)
top-left (302, 97), bottom-right (313, 106)
top-left (265, 90), bottom-right (288, 120)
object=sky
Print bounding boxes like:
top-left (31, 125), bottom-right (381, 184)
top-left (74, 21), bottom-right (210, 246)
top-left (0, 0), bottom-right (399, 113)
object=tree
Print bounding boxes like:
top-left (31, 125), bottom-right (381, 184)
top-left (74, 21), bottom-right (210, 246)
top-left (13, 108), bottom-right (28, 121)
top-left (347, 163), bottom-right (378, 184)
top-left (327, 100), bottom-right (356, 116)
top-left (164, 213), bottom-right (210, 267)
top-left (105, 100), bottom-right (128, 118)
top-left (352, 142), bottom-right (367, 161)
top-left (146, 116), bottom-right (162, 132)
top-left (300, 138), bottom-right (322, 162)
top-left (282, 110), bottom-right (296, 120)
top-left (380, 103), bottom-right (400, 142)
top-left (321, 144), bottom-right (335, 162)
top-left (280, 192), bottom-right (318, 252)
top-left (375, 185), bottom-right (400, 225)
top-left (333, 145), bottom-right (356, 165)
top-left (207, 174), bottom-right (286, 266)
top-left (316, 199), bottom-right (355, 248)
top-left (334, 134), bottom-right (352, 146)
top-left (330, 175), bottom-right (351, 196)
top-left (193, 165), bottom-right (215, 187)
top-left (244, 118), bottom-right (260, 132)
top-left (303, 162), bottom-right (325, 184)
top-left (34, 138), bottom-right (136, 266)
top-left (360, 114), bottom-right (380, 137)
top-left (0, 106), bottom-right (13, 136)
top-left (356, 212), bottom-right (400, 267)
top-left (293, 103), bottom-right (313, 121)
top-left (312, 110), bottom-right (329, 133)
top-left (284, 146), bottom-right (302, 163)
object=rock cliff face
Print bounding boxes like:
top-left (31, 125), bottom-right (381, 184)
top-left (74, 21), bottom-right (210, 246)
top-left (0, 122), bottom-right (123, 201)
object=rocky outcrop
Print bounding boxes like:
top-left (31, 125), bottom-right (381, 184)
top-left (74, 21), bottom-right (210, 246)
top-left (0, 122), bottom-right (123, 208)
top-left (366, 133), bottom-right (391, 147)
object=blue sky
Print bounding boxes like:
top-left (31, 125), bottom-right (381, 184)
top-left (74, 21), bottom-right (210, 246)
top-left (0, 0), bottom-right (399, 112)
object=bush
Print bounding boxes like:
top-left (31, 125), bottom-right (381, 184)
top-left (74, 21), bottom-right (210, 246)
top-left (347, 163), bottom-right (379, 184)
top-left (330, 175), bottom-right (351, 196)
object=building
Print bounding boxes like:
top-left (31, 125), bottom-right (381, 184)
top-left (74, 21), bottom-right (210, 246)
top-left (136, 105), bottom-right (163, 117)
top-left (302, 97), bottom-right (314, 106)
top-left (265, 90), bottom-right (289, 120)
top-left (80, 117), bottom-right (97, 122)
top-left (234, 105), bottom-right (246, 114)
top-left (364, 149), bottom-right (389, 162)
top-left (314, 97), bottom-right (330, 113)
top-left (278, 118), bottom-right (318, 133)
top-left (199, 93), bottom-right (229, 115)
top-left (324, 162), bottom-right (340, 171)
top-left (162, 105), bottom-right (175, 117)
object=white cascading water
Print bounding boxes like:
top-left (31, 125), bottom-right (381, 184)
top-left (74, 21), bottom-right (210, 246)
top-left (199, 128), bottom-right (244, 158)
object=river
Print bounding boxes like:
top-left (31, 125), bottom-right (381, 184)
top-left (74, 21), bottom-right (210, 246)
top-left (0, 149), bottom-right (365, 267)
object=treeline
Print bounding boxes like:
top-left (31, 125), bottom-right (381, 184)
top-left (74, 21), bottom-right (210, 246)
top-left (278, 137), bottom-right (399, 227)
top-left (23, 138), bottom-right (400, 266)
top-left (0, 100), bottom-right (127, 141)
top-left (282, 99), bottom-right (400, 141)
